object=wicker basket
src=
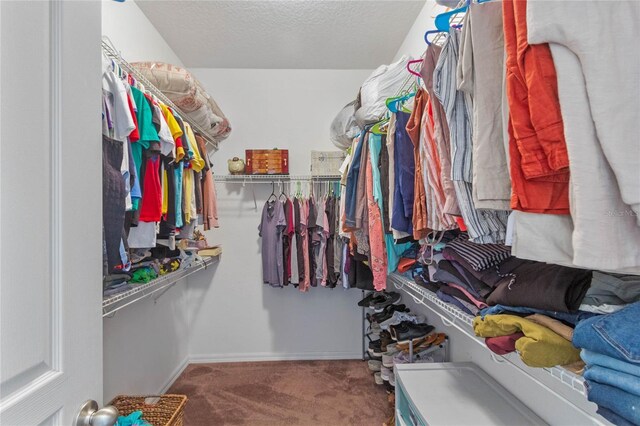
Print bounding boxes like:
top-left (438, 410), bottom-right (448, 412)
top-left (109, 394), bottom-right (187, 426)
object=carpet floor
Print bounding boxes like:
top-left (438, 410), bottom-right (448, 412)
top-left (168, 360), bottom-right (392, 426)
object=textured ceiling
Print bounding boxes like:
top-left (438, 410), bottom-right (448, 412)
top-left (135, 0), bottom-right (424, 69)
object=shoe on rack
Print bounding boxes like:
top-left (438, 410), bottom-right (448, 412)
top-left (380, 366), bottom-right (392, 382)
top-left (374, 372), bottom-right (384, 385)
top-left (389, 371), bottom-right (396, 387)
top-left (369, 304), bottom-right (410, 324)
top-left (384, 382), bottom-right (395, 395)
top-left (382, 346), bottom-right (400, 368)
top-left (371, 292), bottom-right (402, 312)
top-left (379, 311), bottom-right (425, 331)
top-left (368, 339), bottom-right (385, 357)
top-left (393, 347), bottom-right (438, 366)
top-left (369, 322), bottom-right (382, 334)
top-left (358, 292), bottom-right (378, 307)
top-left (368, 360), bottom-right (382, 372)
top-left (397, 332), bottom-right (442, 352)
top-left (388, 321), bottom-right (418, 341)
top-left (393, 323), bottom-right (436, 344)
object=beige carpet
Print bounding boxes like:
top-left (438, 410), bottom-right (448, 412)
top-left (168, 360), bottom-right (392, 426)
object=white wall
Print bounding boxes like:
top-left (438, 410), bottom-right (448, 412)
top-left (187, 68), bottom-right (372, 361)
top-left (101, 0), bottom-right (191, 403)
top-left (102, 0), bottom-right (182, 65)
top-left (393, 0), bottom-right (448, 61)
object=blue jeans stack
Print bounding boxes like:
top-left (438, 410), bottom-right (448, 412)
top-left (573, 302), bottom-right (640, 426)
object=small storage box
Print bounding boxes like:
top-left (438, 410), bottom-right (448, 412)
top-left (109, 394), bottom-right (187, 426)
top-left (310, 151), bottom-right (346, 176)
top-left (245, 149), bottom-right (289, 175)
top-left (395, 363), bottom-right (544, 426)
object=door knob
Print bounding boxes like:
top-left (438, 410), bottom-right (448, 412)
top-left (73, 400), bottom-right (119, 426)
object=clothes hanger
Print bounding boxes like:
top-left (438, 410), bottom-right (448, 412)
top-left (267, 181), bottom-right (277, 202)
top-left (406, 59), bottom-right (423, 78)
top-left (278, 181), bottom-right (287, 201)
top-left (424, 23), bottom-right (464, 45)
top-left (371, 119), bottom-right (389, 135)
top-left (434, 0), bottom-right (470, 32)
top-left (385, 92), bottom-right (415, 113)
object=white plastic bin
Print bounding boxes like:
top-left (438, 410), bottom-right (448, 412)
top-left (395, 362), bottom-right (546, 426)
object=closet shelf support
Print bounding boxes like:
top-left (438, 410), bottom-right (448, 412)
top-left (102, 256), bottom-right (218, 318)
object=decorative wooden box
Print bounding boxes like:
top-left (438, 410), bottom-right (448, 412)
top-left (245, 149), bottom-right (289, 175)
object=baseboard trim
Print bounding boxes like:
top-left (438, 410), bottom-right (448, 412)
top-left (188, 351), bottom-right (362, 363)
top-left (158, 356), bottom-right (190, 394)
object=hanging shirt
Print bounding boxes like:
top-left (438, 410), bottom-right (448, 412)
top-left (391, 111), bottom-right (415, 236)
top-left (290, 199), bottom-right (300, 285)
top-left (405, 89), bottom-right (429, 240)
top-left (129, 86), bottom-right (159, 177)
top-left (502, 0), bottom-right (570, 214)
top-left (259, 200), bottom-right (287, 287)
top-left (366, 151), bottom-right (387, 291)
top-left (139, 154), bottom-right (163, 222)
top-left (433, 28), bottom-right (509, 244)
top-left (421, 44), bottom-right (460, 218)
top-left (159, 104), bottom-right (184, 161)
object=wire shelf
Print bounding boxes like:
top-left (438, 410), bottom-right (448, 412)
top-left (101, 36), bottom-right (219, 153)
top-left (214, 174), bottom-right (341, 183)
top-left (102, 256), bottom-right (218, 318)
top-left (387, 273), bottom-right (587, 397)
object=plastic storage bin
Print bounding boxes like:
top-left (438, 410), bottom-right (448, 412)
top-left (395, 362), bottom-right (545, 426)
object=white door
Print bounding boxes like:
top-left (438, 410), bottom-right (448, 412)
top-left (0, 1), bottom-right (104, 425)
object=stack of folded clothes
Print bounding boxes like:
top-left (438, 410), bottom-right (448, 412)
top-left (102, 245), bottom-right (194, 297)
top-left (407, 231), bottom-right (602, 371)
top-left (573, 302), bottom-right (640, 426)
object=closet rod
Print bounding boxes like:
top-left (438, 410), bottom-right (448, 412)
top-left (214, 174), bottom-right (341, 182)
top-left (101, 36), bottom-right (220, 153)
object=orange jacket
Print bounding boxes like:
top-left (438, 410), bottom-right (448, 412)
top-left (503, 0), bottom-right (570, 214)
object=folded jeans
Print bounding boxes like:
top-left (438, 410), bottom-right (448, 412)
top-left (586, 381), bottom-right (640, 426)
top-left (573, 302), bottom-right (640, 364)
top-left (584, 365), bottom-right (640, 397)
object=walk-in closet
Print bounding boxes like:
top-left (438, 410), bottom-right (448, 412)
top-left (1, 0), bottom-right (639, 425)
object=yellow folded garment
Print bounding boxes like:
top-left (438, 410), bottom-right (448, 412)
top-left (473, 314), bottom-right (581, 368)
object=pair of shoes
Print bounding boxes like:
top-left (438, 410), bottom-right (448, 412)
top-left (368, 360), bottom-right (382, 372)
top-left (390, 322), bottom-right (435, 344)
top-left (368, 304), bottom-right (410, 324)
top-left (371, 292), bottom-right (401, 312)
top-left (357, 292), bottom-right (379, 307)
top-left (368, 339), bottom-right (383, 357)
top-left (398, 333), bottom-right (446, 353)
top-left (358, 292), bottom-right (401, 310)
top-left (392, 347), bottom-right (438, 365)
top-left (382, 344), bottom-right (400, 368)
top-left (374, 372), bottom-right (384, 385)
top-left (381, 366), bottom-right (393, 382)
top-left (379, 311), bottom-right (425, 331)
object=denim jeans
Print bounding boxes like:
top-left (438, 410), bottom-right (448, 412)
top-left (597, 407), bottom-right (635, 426)
top-left (586, 381), bottom-right (640, 425)
top-left (479, 304), bottom-right (598, 325)
top-left (585, 365), bottom-right (640, 397)
top-left (582, 350), bottom-right (640, 378)
top-left (573, 302), bottom-right (640, 364)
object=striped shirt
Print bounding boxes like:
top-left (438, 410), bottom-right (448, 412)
top-left (432, 29), bottom-right (509, 244)
top-left (447, 234), bottom-right (512, 271)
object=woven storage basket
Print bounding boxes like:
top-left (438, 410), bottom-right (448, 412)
top-left (109, 394), bottom-right (187, 426)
